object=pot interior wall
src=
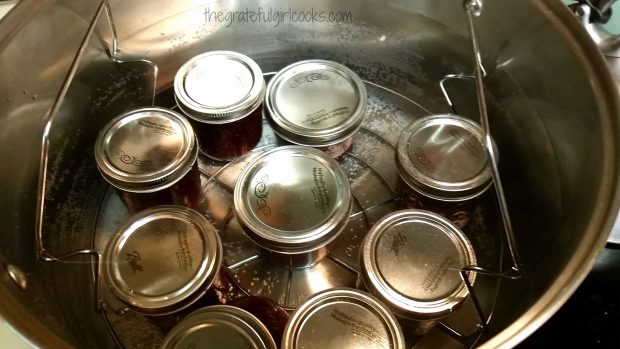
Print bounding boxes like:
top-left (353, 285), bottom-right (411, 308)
top-left (0, 0), bottom-right (616, 348)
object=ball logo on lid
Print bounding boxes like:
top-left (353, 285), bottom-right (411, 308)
top-left (289, 72), bottom-right (330, 88)
top-left (389, 231), bottom-right (407, 257)
top-left (125, 250), bottom-right (143, 274)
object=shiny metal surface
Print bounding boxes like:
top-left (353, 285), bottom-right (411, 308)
top-left (265, 59), bottom-right (367, 146)
top-left (281, 288), bottom-right (405, 349)
top-left (396, 114), bottom-right (492, 202)
top-left (360, 210), bottom-right (476, 320)
top-left (94, 107), bottom-right (198, 192)
top-left (0, 0), bottom-right (619, 349)
top-left (174, 51), bottom-right (265, 124)
top-left (574, 2), bottom-right (620, 246)
top-left (234, 145), bottom-right (352, 254)
top-left (161, 305), bottom-right (277, 349)
top-left (101, 206), bottom-right (222, 315)
top-left (4, 264), bottom-right (27, 291)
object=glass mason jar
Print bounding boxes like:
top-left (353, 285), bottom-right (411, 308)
top-left (396, 114), bottom-right (493, 202)
top-left (230, 296), bottom-right (290, 345)
top-left (174, 50), bottom-right (265, 160)
top-left (234, 145), bottom-right (352, 267)
top-left (94, 107), bottom-right (200, 213)
top-left (179, 265), bottom-right (290, 343)
top-left (265, 59), bottom-right (367, 158)
top-left (160, 305), bottom-right (277, 349)
top-left (100, 206), bottom-right (223, 316)
top-left (357, 209), bottom-right (477, 337)
top-left (281, 288), bottom-right (405, 349)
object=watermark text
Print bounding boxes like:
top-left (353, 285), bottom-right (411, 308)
top-left (204, 7), bottom-right (353, 27)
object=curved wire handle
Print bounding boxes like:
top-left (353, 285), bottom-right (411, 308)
top-left (35, 0), bottom-right (158, 264)
top-left (434, 2), bottom-right (524, 348)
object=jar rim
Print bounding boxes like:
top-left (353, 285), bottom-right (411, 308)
top-left (281, 288), bottom-right (405, 349)
top-left (174, 50), bottom-right (266, 124)
top-left (101, 206), bottom-right (223, 315)
top-left (359, 209), bottom-right (477, 319)
top-left (265, 59), bottom-right (367, 146)
top-left (396, 114), bottom-right (493, 201)
top-left (233, 145), bottom-right (352, 254)
top-left (94, 107), bottom-right (198, 193)
top-left (161, 305), bottom-right (277, 349)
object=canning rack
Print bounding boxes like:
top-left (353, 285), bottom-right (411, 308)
top-left (32, 0), bottom-right (524, 348)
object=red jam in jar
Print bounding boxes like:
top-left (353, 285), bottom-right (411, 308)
top-left (161, 306), bottom-right (277, 349)
top-left (230, 296), bottom-right (290, 345)
top-left (233, 146), bottom-right (352, 268)
top-left (395, 114), bottom-right (495, 228)
top-left (265, 59), bottom-right (367, 158)
top-left (100, 206), bottom-right (223, 317)
top-left (396, 114), bottom-right (493, 203)
top-left (174, 50), bottom-right (265, 160)
top-left (358, 210), bottom-right (477, 338)
top-left (94, 107), bottom-right (200, 213)
top-left (281, 288), bottom-right (405, 349)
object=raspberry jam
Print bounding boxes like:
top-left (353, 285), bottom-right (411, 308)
top-left (174, 50), bottom-right (265, 160)
top-left (396, 114), bottom-right (493, 202)
top-left (94, 107), bottom-right (200, 213)
top-left (233, 146), bottom-right (352, 267)
top-left (265, 59), bottom-right (367, 158)
top-left (100, 206), bottom-right (223, 316)
top-left (358, 210), bottom-right (477, 338)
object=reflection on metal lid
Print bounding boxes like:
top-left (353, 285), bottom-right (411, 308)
top-left (360, 210), bottom-right (476, 319)
top-left (396, 114), bottom-right (492, 201)
top-left (265, 59), bottom-right (367, 146)
top-left (94, 107), bottom-right (198, 193)
top-left (282, 288), bottom-right (405, 349)
top-left (234, 146), bottom-right (352, 254)
top-left (174, 51), bottom-right (265, 124)
top-left (161, 305), bottom-right (277, 349)
top-left (101, 206), bottom-right (222, 315)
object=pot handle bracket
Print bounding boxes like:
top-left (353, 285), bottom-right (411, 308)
top-left (32, 1), bottom-right (157, 347)
top-left (435, 1), bottom-right (525, 347)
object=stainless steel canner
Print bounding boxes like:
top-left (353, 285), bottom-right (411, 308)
top-left (0, 1), bottom-right (619, 348)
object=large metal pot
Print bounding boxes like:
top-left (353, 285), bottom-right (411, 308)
top-left (0, 0), bottom-right (619, 348)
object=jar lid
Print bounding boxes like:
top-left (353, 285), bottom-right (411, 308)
top-left (94, 107), bottom-right (198, 193)
top-left (265, 59), bottom-right (367, 146)
top-left (101, 206), bottom-right (222, 315)
top-left (396, 114), bottom-right (492, 201)
top-left (234, 145), bottom-right (351, 254)
top-left (281, 288), bottom-right (405, 349)
top-left (161, 305), bottom-right (277, 349)
top-left (174, 51), bottom-right (265, 124)
top-left (359, 210), bottom-right (477, 320)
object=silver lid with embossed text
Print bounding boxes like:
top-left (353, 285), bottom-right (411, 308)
top-left (359, 210), bottom-right (476, 320)
top-left (101, 206), bottom-right (223, 315)
top-left (282, 288), bottom-right (405, 349)
top-left (94, 107), bottom-right (198, 193)
top-left (265, 59), bottom-right (367, 146)
top-left (174, 51), bottom-right (265, 124)
top-left (234, 145), bottom-right (352, 254)
top-left (161, 305), bottom-right (277, 349)
top-left (396, 114), bottom-right (492, 201)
